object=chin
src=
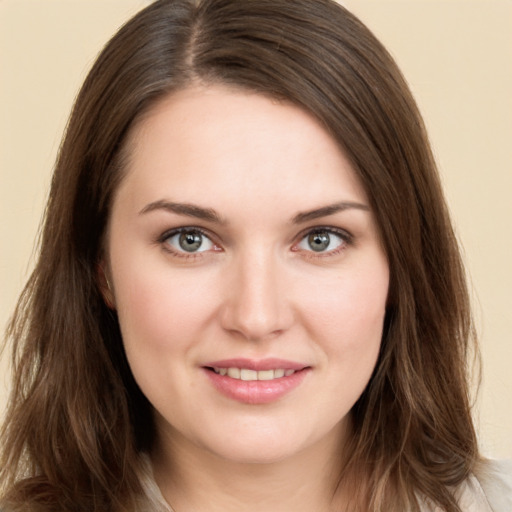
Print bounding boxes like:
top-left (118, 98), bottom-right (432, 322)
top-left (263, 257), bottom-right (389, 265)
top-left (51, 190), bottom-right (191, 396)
top-left (210, 440), bottom-right (301, 465)
top-left (196, 422), bottom-right (325, 466)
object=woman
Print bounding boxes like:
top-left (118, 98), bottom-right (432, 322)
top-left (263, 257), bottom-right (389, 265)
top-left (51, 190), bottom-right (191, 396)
top-left (0, 0), bottom-right (510, 510)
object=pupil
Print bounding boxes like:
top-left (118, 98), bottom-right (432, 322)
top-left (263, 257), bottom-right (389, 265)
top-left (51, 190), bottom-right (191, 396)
top-left (308, 232), bottom-right (330, 252)
top-left (179, 231), bottom-right (202, 252)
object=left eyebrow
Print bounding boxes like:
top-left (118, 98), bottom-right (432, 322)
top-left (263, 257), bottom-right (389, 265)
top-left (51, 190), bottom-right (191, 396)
top-left (292, 201), bottom-right (370, 224)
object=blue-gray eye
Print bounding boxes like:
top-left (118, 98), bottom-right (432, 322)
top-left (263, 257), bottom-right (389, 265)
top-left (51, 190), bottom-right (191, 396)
top-left (166, 229), bottom-right (214, 253)
top-left (297, 230), bottom-right (345, 253)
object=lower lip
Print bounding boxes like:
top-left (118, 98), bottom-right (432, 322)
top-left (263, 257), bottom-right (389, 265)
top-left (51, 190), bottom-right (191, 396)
top-left (203, 368), bottom-right (310, 405)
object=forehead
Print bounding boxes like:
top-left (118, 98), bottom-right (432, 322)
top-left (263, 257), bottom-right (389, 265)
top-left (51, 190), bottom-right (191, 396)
top-left (115, 84), bottom-right (368, 215)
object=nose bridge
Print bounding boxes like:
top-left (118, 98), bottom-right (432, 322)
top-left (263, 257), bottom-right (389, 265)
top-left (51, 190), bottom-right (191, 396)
top-left (221, 246), bottom-right (291, 341)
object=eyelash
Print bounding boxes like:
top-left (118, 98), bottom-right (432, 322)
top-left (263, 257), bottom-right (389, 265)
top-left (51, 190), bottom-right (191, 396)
top-left (293, 226), bottom-right (353, 259)
top-left (156, 226), bottom-right (354, 260)
top-left (157, 227), bottom-right (219, 260)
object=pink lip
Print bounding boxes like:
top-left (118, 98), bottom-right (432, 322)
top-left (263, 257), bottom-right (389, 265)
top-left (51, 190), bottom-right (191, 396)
top-left (204, 358), bottom-right (306, 371)
top-left (202, 358), bottom-right (310, 405)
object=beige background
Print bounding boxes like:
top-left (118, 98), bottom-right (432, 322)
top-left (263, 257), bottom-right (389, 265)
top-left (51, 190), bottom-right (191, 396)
top-left (1, 1), bottom-right (511, 458)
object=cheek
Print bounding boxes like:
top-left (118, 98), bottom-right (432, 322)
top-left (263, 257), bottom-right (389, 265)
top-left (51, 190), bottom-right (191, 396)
top-left (112, 268), bottom-right (221, 409)
top-left (112, 262), bottom-right (220, 358)
top-left (302, 261), bottom-right (388, 335)
top-left (297, 261), bottom-right (388, 378)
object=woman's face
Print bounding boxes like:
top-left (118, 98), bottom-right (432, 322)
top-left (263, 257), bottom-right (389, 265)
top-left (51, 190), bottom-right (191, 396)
top-left (106, 85), bottom-right (389, 465)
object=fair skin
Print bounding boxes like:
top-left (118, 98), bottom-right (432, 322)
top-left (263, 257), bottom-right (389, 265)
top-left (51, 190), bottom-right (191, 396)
top-left (106, 84), bottom-right (389, 512)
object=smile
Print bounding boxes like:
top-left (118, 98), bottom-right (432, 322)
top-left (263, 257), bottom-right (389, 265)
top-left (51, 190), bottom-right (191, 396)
top-left (212, 367), bottom-right (296, 381)
top-left (204, 360), bottom-right (310, 404)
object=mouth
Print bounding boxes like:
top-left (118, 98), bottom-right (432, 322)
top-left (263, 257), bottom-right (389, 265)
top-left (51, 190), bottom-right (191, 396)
top-left (202, 359), bottom-right (310, 404)
top-left (208, 367), bottom-right (298, 381)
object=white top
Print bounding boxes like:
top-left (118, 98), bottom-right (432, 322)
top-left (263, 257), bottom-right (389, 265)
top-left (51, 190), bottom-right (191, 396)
top-left (140, 458), bottom-right (512, 511)
top-left (454, 459), bottom-right (512, 512)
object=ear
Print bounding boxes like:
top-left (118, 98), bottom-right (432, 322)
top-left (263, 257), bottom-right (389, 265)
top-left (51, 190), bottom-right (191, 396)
top-left (96, 262), bottom-right (116, 310)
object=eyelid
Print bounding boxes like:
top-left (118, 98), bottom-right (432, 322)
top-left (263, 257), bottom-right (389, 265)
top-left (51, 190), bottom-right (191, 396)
top-left (157, 225), bottom-right (208, 243)
top-left (295, 225), bottom-right (353, 243)
top-left (157, 226), bottom-right (222, 257)
top-left (155, 225), bottom-right (353, 259)
top-left (291, 226), bottom-right (354, 255)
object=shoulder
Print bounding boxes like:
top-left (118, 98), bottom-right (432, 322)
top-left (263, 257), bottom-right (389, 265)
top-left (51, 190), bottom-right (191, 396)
top-left (419, 460), bottom-right (512, 512)
top-left (472, 459), bottom-right (512, 512)
top-left (455, 459), bottom-right (512, 512)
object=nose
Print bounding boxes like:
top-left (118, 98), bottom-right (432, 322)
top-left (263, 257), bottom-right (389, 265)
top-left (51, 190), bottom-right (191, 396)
top-left (220, 249), bottom-right (294, 342)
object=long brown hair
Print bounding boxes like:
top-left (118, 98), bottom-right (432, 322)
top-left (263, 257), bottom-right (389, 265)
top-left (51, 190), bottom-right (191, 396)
top-left (0, 0), bottom-right (479, 510)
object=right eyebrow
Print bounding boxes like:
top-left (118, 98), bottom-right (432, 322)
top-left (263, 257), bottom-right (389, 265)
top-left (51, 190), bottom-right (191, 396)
top-left (138, 200), bottom-right (227, 225)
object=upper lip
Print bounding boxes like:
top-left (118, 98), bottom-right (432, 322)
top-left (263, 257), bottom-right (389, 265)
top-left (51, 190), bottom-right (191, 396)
top-left (203, 358), bottom-right (308, 371)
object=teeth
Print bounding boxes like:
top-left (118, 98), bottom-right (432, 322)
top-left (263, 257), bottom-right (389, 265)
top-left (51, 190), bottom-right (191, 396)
top-left (227, 367), bottom-right (240, 379)
top-left (213, 367), bottom-right (297, 381)
top-left (257, 370), bottom-right (275, 381)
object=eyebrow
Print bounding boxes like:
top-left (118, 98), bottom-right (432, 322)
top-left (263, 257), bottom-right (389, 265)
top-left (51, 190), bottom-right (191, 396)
top-left (138, 199), bottom-right (369, 225)
top-left (292, 201), bottom-right (370, 224)
top-left (139, 200), bottom-right (226, 224)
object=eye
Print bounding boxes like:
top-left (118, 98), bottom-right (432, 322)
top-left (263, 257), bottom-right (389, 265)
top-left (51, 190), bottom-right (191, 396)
top-left (296, 228), bottom-right (349, 253)
top-left (163, 228), bottom-right (215, 254)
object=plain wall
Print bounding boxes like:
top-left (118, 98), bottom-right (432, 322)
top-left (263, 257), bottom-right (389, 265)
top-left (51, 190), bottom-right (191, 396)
top-left (1, 0), bottom-right (511, 458)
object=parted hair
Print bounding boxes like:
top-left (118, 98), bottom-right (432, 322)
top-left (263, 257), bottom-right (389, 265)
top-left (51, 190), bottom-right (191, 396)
top-left (0, 0), bottom-right (479, 511)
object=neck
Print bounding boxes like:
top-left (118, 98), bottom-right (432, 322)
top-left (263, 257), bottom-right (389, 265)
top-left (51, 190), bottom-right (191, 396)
top-left (151, 421), bottom-right (352, 512)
